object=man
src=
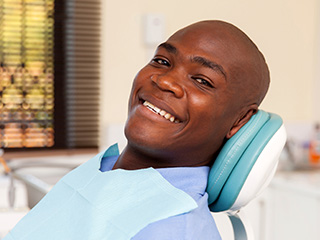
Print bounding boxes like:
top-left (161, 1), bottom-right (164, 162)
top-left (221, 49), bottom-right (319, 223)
top-left (5, 20), bottom-right (269, 240)
top-left (103, 20), bottom-right (270, 238)
top-left (114, 20), bottom-right (269, 171)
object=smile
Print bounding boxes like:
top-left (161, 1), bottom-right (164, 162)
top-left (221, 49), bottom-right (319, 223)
top-left (143, 100), bottom-right (181, 123)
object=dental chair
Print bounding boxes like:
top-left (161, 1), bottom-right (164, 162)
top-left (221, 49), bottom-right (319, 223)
top-left (206, 110), bottom-right (286, 240)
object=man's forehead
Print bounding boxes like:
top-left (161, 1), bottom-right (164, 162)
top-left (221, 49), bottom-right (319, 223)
top-left (169, 21), bottom-right (234, 42)
top-left (168, 21), bottom-right (253, 55)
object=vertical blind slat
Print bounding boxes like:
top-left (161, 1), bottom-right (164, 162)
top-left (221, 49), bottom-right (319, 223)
top-left (64, 0), bottom-right (101, 148)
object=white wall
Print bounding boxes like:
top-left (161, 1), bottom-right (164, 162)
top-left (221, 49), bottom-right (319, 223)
top-left (100, 0), bottom-right (320, 147)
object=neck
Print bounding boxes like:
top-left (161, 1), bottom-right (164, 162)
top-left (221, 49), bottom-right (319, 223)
top-left (112, 145), bottom-right (165, 170)
top-left (112, 144), bottom-right (214, 170)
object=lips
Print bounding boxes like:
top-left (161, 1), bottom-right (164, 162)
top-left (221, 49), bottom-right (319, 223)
top-left (142, 100), bottom-right (181, 123)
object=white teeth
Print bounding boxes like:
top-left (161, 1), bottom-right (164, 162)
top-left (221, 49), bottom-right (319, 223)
top-left (153, 106), bottom-right (160, 113)
top-left (143, 100), bottom-right (180, 123)
top-left (160, 110), bottom-right (166, 116)
top-left (164, 113), bottom-right (171, 120)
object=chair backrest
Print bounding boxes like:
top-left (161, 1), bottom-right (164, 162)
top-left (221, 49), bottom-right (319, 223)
top-left (207, 110), bottom-right (286, 213)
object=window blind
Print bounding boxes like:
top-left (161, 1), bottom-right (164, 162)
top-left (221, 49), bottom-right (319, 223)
top-left (0, 0), bottom-right (55, 149)
top-left (63, 0), bottom-right (101, 148)
top-left (0, 0), bottom-right (101, 149)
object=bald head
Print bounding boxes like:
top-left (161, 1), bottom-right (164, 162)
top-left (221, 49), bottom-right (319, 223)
top-left (169, 20), bottom-right (270, 107)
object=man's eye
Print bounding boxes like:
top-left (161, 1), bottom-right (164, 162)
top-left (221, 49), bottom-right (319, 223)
top-left (152, 58), bottom-right (170, 66)
top-left (193, 77), bottom-right (213, 88)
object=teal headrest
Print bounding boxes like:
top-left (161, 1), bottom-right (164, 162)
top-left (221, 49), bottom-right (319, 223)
top-left (207, 110), bottom-right (286, 212)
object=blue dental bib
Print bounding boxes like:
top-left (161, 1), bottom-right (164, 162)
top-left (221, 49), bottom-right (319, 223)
top-left (4, 144), bottom-right (197, 240)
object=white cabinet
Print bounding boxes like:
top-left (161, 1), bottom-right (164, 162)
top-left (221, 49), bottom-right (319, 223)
top-left (272, 186), bottom-right (320, 239)
top-left (245, 170), bottom-right (320, 240)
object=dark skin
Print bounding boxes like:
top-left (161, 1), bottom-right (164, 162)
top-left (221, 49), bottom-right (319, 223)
top-left (113, 20), bottom-right (269, 170)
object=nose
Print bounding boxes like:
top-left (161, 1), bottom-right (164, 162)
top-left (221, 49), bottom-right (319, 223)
top-left (151, 74), bottom-right (184, 98)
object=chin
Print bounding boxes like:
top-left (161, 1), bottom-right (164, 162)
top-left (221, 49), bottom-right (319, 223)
top-left (124, 120), bottom-right (171, 155)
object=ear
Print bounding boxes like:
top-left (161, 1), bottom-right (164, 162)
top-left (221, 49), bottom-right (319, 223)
top-left (226, 106), bottom-right (258, 139)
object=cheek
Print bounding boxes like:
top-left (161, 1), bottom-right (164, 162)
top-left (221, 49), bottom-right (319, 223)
top-left (128, 71), bottom-right (146, 107)
top-left (187, 94), bottom-right (233, 140)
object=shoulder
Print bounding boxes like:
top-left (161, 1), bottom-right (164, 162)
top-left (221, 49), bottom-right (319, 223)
top-left (132, 195), bottom-right (221, 240)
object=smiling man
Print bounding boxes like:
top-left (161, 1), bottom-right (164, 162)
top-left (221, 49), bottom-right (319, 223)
top-left (113, 20), bottom-right (269, 171)
top-left (4, 20), bottom-right (270, 240)
top-left (108, 20), bottom-right (270, 239)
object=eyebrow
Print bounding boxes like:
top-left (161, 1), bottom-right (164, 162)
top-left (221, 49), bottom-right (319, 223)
top-left (191, 56), bottom-right (226, 79)
top-left (158, 42), bottom-right (226, 79)
top-left (158, 42), bottom-right (178, 54)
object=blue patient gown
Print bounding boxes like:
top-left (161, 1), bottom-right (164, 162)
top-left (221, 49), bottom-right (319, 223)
top-left (5, 144), bottom-right (221, 239)
top-left (100, 147), bottom-right (222, 240)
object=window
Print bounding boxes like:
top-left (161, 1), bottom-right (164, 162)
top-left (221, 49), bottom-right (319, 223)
top-left (0, 0), bottom-right (101, 149)
top-left (0, 0), bottom-right (55, 148)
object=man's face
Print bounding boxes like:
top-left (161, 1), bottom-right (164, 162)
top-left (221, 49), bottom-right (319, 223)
top-left (124, 23), bottom-right (248, 166)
